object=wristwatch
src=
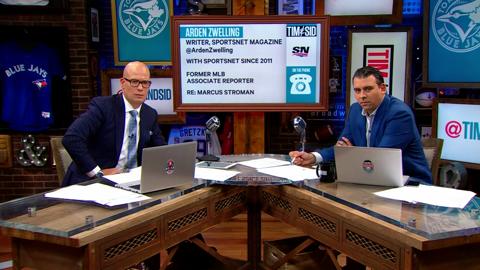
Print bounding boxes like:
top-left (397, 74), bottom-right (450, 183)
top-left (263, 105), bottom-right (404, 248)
top-left (95, 170), bottom-right (104, 178)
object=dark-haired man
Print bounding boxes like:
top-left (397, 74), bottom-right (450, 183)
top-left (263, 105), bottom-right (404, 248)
top-left (290, 66), bottom-right (431, 183)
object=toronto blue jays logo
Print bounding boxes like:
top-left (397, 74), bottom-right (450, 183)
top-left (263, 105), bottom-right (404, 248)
top-left (432, 0), bottom-right (480, 53)
top-left (32, 79), bottom-right (47, 90)
top-left (119, 0), bottom-right (169, 39)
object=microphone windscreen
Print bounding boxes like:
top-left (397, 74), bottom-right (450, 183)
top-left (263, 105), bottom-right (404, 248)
top-left (206, 116), bottom-right (220, 132)
top-left (293, 116), bottom-right (306, 134)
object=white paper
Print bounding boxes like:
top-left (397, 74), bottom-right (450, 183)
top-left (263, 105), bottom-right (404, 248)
top-left (195, 167), bottom-right (240, 182)
top-left (258, 165), bottom-right (318, 181)
top-left (237, 158), bottom-right (291, 169)
top-left (103, 166), bottom-right (142, 185)
top-left (374, 184), bottom-right (476, 209)
top-left (45, 183), bottom-right (150, 207)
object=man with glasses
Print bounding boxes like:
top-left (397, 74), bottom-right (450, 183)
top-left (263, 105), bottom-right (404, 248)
top-left (62, 61), bottom-right (166, 186)
top-left (289, 66), bottom-right (431, 183)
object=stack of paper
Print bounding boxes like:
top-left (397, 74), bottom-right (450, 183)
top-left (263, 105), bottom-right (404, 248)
top-left (194, 167), bottom-right (240, 182)
top-left (239, 158), bottom-right (318, 181)
top-left (374, 184), bottom-right (476, 209)
top-left (45, 183), bottom-right (150, 207)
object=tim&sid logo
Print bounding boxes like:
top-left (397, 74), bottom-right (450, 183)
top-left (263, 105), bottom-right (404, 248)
top-left (286, 25), bottom-right (317, 37)
top-left (119, 0), bottom-right (169, 39)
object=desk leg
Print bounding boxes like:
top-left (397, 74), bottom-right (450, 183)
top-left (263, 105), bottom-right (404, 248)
top-left (245, 186), bottom-right (263, 270)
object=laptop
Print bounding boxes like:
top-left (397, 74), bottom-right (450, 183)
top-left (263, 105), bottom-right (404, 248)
top-left (119, 141), bottom-right (197, 194)
top-left (334, 146), bottom-right (408, 187)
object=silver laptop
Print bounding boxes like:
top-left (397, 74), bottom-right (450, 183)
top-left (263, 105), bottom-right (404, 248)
top-left (123, 141), bottom-right (197, 194)
top-left (334, 146), bottom-right (408, 187)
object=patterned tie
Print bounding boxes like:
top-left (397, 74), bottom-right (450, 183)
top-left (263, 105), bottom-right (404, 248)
top-left (125, 110), bottom-right (138, 169)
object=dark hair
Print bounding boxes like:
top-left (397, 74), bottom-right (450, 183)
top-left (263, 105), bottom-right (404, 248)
top-left (352, 66), bottom-right (384, 85)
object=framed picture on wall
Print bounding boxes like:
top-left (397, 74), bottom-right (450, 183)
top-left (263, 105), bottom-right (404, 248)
top-left (101, 69), bottom-right (185, 124)
top-left (202, 0), bottom-right (231, 15)
top-left (423, 0), bottom-right (480, 87)
top-left (277, 0), bottom-right (315, 15)
top-left (346, 28), bottom-right (412, 109)
top-left (111, 0), bottom-right (172, 65)
top-left (90, 7), bottom-right (100, 42)
top-left (317, 0), bottom-right (402, 25)
top-left (0, 0), bottom-right (69, 13)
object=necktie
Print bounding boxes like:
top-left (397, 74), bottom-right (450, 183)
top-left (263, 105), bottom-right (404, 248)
top-left (125, 110), bottom-right (138, 169)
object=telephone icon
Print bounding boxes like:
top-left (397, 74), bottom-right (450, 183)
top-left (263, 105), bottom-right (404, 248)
top-left (289, 74), bottom-right (312, 95)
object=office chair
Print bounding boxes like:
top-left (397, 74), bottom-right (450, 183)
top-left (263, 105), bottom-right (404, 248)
top-left (50, 136), bottom-right (72, 185)
top-left (421, 138), bottom-right (444, 186)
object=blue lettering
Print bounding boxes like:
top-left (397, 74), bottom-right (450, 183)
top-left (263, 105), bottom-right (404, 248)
top-left (147, 89), bottom-right (172, 100)
top-left (462, 121), bottom-right (480, 140)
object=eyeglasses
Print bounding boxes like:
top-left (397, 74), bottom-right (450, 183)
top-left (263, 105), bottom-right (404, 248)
top-left (124, 78), bottom-right (152, 88)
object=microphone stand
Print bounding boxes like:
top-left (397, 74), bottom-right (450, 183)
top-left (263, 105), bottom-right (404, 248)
top-left (198, 126), bottom-right (220, 162)
top-left (299, 130), bottom-right (306, 152)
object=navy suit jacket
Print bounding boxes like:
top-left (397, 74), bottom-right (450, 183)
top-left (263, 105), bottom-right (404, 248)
top-left (318, 95), bottom-right (432, 183)
top-left (62, 94), bottom-right (166, 186)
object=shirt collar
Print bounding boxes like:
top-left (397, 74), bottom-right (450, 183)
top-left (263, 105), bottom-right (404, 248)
top-left (122, 94), bottom-right (142, 114)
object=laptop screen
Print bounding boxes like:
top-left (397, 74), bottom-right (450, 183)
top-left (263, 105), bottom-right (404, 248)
top-left (334, 146), bottom-right (407, 187)
top-left (137, 141), bottom-right (197, 193)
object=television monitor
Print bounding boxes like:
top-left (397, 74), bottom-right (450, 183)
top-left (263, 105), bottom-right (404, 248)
top-left (171, 16), bottom-right (330, 112)
top-left (317, 0), bottom-right (402, 25)
top-left (433, 99), bottom-right (480, 169)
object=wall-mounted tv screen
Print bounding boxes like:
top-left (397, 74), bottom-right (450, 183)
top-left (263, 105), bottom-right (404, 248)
top-left (317, 0), bottom-right (402, 25)
top-left (433, 99), bottom-right (480, 169)
top-left (171, 16), bottom-right (329, 112)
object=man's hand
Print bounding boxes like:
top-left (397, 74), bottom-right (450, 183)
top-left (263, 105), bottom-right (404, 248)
top-left (336, 137), bottom-right (353, 147)
top-left (102, 168), bottom-right (124, 175)
top-left (289, 151), bottom-right (316, 166)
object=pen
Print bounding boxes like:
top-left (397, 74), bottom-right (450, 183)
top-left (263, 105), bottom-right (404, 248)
top-left (291, 157), bottom-right (296, 164)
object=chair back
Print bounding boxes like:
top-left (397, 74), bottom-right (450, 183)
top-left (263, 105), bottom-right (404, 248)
top-left (421, 138), bottom-right (444, 186)
top-left (50, 136), bottom-right (72, 185)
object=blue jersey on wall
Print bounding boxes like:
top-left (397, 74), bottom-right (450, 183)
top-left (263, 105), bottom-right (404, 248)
top-left (0, 41), bottom-right (64, 131)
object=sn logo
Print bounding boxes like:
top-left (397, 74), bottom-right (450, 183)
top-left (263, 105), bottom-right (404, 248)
top-left (292, 46), bottom-right (309, 57)
top-left (290, 74), bottom-right (312, 95)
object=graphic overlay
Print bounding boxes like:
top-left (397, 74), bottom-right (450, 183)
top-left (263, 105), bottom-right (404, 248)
top-left (436, 101), bottom-right (480, 165)
top-left (285, 24), bottom-right (319, 103)
top-left (172, 16), bottom-right (329, 111)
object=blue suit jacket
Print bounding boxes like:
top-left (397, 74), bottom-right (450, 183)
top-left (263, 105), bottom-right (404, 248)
top-left (318, 95), bottom-right (432, 183)
top-left (62, 94), bottom-right (166, 186)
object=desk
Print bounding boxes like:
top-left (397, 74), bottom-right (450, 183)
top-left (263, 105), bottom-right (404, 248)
top-left (262, 181), bottom-right (480, 269)
top-left (1, 155), bottom-right (480, 270)
top-left (0, 179), bottom-right (246, 269)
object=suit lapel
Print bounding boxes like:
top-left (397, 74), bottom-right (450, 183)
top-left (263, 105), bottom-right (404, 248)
top-left (114, 94), bottom-right (126, 158)
top-left (357, 114), bottom-right (367, 147)
top-left (369, 95), bottom-right (390, 147)
top-left (138, 106), bottom-right (148, 154)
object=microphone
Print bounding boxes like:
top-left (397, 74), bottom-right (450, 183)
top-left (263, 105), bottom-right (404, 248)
top-left (293, 116), bottom-right (306, 152)
top-left (206, 116), bottom-right (220, 132)
top-left (198, 116), bottom-right (221, 162)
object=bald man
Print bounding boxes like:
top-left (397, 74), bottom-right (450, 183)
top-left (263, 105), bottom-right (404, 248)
top-left (62, 61), bottom-right (166, 186)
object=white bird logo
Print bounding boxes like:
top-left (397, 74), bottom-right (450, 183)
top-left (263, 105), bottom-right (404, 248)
top-left (123, 0), bottom-right (165, 32)
top-left (437, 0), bottom-right (480, 43)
